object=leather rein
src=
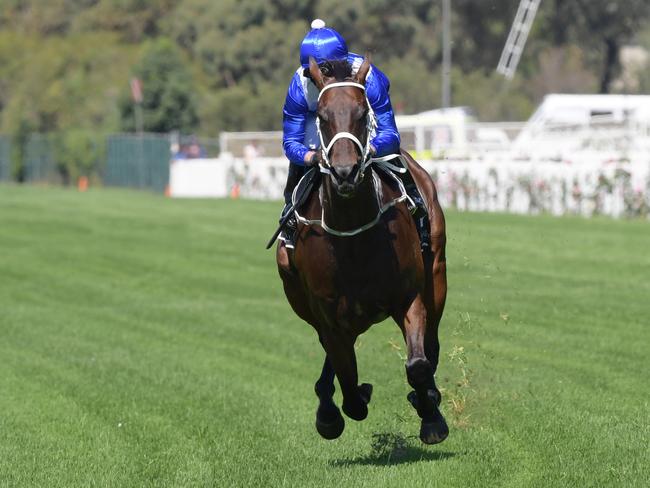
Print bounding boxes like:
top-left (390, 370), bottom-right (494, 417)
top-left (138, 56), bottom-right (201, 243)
top-left (295, 82), bottom-right (413, 237)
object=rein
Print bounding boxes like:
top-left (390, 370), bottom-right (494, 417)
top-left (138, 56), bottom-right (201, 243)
top-left (293, 158), bottom-right (413, 237)
top-left (302, 81), bottom-right (413, 237)
top-left (292, 81), bottom-right (413, 237)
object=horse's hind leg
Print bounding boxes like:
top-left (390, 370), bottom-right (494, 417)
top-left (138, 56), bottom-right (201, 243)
top-left (422, 197), bottom-right (447, 405)
top-left (397, 294), bottom-right (448, 445)
top-left (314, 356), bottom-right (345, 439)
top-left (320, 332), bottom-right (373, 422)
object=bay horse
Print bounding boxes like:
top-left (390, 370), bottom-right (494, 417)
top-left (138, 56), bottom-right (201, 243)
top-left (276, 56), bottom-right (448, 444)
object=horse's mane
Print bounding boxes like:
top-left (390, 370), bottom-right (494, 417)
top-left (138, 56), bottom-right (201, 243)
top-left (304, 60), bottom-right (353, 82)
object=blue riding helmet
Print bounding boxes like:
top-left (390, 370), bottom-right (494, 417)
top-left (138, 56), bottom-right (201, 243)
top-left (299, 20), bottom-right (348, 68)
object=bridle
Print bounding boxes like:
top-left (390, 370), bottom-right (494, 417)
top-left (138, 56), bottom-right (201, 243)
top-left (293, 80), bottom-right (413, 237)
top-left (315, 81), bottom-right (377, 179)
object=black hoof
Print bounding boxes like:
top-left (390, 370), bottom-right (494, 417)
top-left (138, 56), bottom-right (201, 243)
top-left (419, 408), bottom-right (449, 445)
top-left (316, 406), bottom-right (345, 440)
top-left (342, 383), bottom-right (373, 421)
top-left (359, 383), bottom-right (373, 404)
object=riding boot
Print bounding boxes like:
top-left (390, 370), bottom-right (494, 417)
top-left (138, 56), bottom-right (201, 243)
top-left (398, 169), bottom-right (428, 219)
top-left (279, 163), bottom-right (306, 248)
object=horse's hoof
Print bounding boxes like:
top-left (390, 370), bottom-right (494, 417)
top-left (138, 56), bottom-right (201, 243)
top-left (342, 383), bottom-right (372, 421)
top-left (419, 409), bottom-right (449, 445)
top-left (316, 406), bottom-right (345, 440)
top-left (342, 400), bottom-right (368, 421)
top-left (359, 383), bottom-right (373, 404)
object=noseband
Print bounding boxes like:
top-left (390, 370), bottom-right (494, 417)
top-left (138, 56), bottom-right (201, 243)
top-left (315, 82), bottom-right (377, 177)
top-left (296, 80), bottom-right (412, 237)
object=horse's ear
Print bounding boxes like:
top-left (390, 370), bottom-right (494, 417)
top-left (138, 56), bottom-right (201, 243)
top-left (308, 56), bottom-right (325, 90)
top-left (354, 54), bottom-right (371, 85)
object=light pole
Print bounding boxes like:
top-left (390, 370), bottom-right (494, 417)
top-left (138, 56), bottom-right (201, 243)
top-left (130, 78), bottom-right (145, 187)
top-left (442, 0), bottom-right (452, 109)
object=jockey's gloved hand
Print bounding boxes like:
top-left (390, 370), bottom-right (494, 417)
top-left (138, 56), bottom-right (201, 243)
top-left (306, 151), bottom-right (323, 167)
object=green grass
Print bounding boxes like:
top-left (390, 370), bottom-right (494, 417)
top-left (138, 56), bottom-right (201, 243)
top-left (0, 184), bottom-right (648, 487)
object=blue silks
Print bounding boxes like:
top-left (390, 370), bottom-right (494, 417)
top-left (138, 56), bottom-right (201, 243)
top-left (282, 53), bottom-right (400, 166)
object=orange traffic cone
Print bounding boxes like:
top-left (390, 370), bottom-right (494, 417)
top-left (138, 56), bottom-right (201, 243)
top-left (78, 176), bottom-right (89, 192)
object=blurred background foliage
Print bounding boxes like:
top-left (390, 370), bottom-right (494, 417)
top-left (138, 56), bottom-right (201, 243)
top-left (0, 0), bottom-right (649, 141)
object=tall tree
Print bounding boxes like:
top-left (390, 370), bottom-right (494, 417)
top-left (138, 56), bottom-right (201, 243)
top-left (119, 38), bottom-right (198, 133)
top-left (563, 0), bottom-right (650, 93)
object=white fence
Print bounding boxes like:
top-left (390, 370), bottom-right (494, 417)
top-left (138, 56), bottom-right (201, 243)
top-left (217, 119), bottom-right (650, 160)
top-left (170, 154), bottom-right (650, 219)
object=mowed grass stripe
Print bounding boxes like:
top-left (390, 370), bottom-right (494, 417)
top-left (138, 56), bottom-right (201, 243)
top-left (0, 184), bottom-right (648, 487)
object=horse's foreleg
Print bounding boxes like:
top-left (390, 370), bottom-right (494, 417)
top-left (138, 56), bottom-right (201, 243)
top-left (313, 356), bottom-right (345, 439)
top-left (320, 332), bottom-right (372, 422)
top-left (398, 294), bottom-right (448, 445)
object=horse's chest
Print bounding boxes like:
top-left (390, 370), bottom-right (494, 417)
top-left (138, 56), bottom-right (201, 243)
top-left (332, 268), bottom-right (397, 323)
top-left (329, 294), bottom-right (390, 330)
top-left (299, 224), bottom-right (418, 330)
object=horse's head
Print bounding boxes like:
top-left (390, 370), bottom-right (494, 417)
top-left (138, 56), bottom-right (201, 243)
top-left (309, 56), bottom-right (373, 197)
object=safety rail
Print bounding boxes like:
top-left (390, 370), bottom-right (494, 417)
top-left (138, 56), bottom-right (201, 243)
top-left (217, 120), bottom-right (650, 160)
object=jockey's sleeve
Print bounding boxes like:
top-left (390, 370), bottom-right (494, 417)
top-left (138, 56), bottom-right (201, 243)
top-left (367, 67), bottom-right (401, 157)
top-left (282, 74), bottom-right (310, 166)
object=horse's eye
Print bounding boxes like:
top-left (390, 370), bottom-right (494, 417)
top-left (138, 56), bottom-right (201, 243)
top-left (318, 111), bottom-right (329, 122)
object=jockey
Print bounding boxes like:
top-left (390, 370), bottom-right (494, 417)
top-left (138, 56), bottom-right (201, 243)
top-left (280, 19), bottom-right (427, 247)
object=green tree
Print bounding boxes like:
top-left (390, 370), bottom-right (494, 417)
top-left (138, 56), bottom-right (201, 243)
top-left (453, 0), bottom-right (521, 72)
top-left (72, 0), bottom-right (180, 42)
top-left (54, 129), bottom-right (106, 184)
top-left (0, 32), bottom-right (136, 134)
top-left (539, 0), bottom-right (650, 93)
top-left (120, 38), bottom-right (198, 133)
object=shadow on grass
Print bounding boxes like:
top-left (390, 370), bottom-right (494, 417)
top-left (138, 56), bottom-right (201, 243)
top-left (329, 432), bottom-right (456, 467)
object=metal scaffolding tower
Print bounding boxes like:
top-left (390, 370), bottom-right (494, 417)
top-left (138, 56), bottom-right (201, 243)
top-left (497, 0), bottom-right (542, 79)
